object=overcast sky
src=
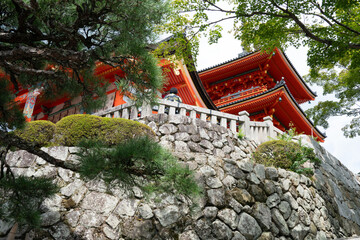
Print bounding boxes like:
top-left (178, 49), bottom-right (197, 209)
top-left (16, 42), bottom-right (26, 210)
top-left (195, 28), bottom-right (360, 174)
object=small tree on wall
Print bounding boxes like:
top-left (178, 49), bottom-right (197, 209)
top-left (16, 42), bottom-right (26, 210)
top-left (0, 0), bottom-right (201, 236)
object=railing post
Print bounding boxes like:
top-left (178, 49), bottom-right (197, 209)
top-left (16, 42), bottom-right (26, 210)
top-left (230, 120), bottom-right (237, 133)
top-left (158, 104), bottom-right (165, 114)
top-left (130, 106), bottom-right (138, 119)
top-left (122, 108), bottom-right (129, 119)
top-left (263, 116), bottom-right (275, 140)
top-left (190, 110), bottom-right (196, 119)
top-left (113, 110), bottom-right (120, 118)
top-left (211, 115), bottom-right (217, 124)
top-left (220, 117), bottom-right (227, 128)
top-left (179, 107), bottom-right (186, 116)
top-left (238, 111), bottom-right (250, 137)
top-left (141, 101), bottom-right (152, 118)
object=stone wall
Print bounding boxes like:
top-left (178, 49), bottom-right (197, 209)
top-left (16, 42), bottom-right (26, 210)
top-left (1, 114), bottom-right (360, 240)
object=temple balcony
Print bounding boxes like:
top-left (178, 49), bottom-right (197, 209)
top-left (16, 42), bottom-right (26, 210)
top-left (93, 99), bottom-right (284, 144)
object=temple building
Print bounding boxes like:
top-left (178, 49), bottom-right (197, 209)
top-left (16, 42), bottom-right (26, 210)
top-left (10, 48), bottom-right (326, 142)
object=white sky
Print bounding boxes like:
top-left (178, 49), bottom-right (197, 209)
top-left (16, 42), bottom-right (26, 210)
top-left (195, 29), bottom-right (360, 174)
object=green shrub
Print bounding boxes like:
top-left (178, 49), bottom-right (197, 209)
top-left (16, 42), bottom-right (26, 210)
top-left (253, 140), bottom-right (297, 169)
top-left (253, 139), bottom-right (321, 176)
top-left (54, 114), bottom-right (155, 146)
top-left (14, 120), bottom-right (56, 146)
top-left (76, 136), bottom-right (202, 198)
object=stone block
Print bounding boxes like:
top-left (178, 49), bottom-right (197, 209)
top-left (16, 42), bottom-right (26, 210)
top-left (81, 192), bottom-right (118, 214)
top-left (237, 212), bottom-right (262, 239)
top-left (154, 205), bottom-right (180, 227)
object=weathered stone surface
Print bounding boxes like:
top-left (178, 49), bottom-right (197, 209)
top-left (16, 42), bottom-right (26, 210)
top-left (0, 220), bottom-right (12, 236)
top-left (254, 164), bottom-right (265, 181)
top-left (228, 198), bottom-right (243, 213)
top-left (237, 213), bottom-right (262, 239)
top-left (179, 230), bottom-right (200, 240)
top-left (223, 163), bottom-right (245, 179)
top-left (65, 210), bottom-right (81, 227)
top-left (81, 192), bottom-right (118, 214)
top-left (207, 188), bottom-right (226, 207)
top-left (249, 184), bottom-right (267, 202)
top-left (283, 192), bottom-right (299, 210)
top-left (265, 167), bottom-right (278, 180)
top-left (231, 188), bottom-right (255, 206)
top-left (195, 218), bottom-right (213, 240)
top-left (279, 201), bottom-right (291, 220)
top-left (199, 140), bottom-right (214, 150)
top-left (237, 161), bottom-right (253, 172)
top-left (105, 215), bottom-right (120, 230)
top-left (80, 210), bottom-right (103, 227)
top-left (204, 206), bottom-right (218, 219)
top-left (252, 202), bottom-right (272, 231)
top-left (49, 222), bottom-right (71, 239)
top-left (266, 193), bottom-right (281, 208)
top-left (247, 172), bottom-right (260, 184)
top-left (287, 210), bottom-right (300, 229)
top-left (212, 219), bottom-right (233, 240)
top-left (159, 124), bottom-right (178, 135)
top-left (175, 140), bottom-right (190, 152)
top-left (103, 225), bottom-right (119, 240)
top-left (40, 211), bottom-right (61, 227)
top-left (264, 180), bottom-right (276, 195)
top-left (222, 175), bottom-right (237, 190)
top-left (199, 128), bottom-right (210, 140)
top-left (122, 218), bottom-right (155, 239)
top-left (116, 199), bottom-right (140, 216)
top-left (48, 146), bottom-right (69, 161)
top-left (60, 179), bottom-right (84, 197)
top-left (232, 231), bottom-right (246, 240)
top-left (218, 208), bottom-right (238, 230)
top-left (281, 179), bottom-right (292, 191)
top-left (271, 208), bottom-right (290, 236)
top-left (139, 203), bottom-right (154, 219)
top-left (188, 141), bottom-right (205, 153)
top-left (154, 205), bottom-right (180, 227)
top-left (258, 232), bottom-right (274, 240)
top-left (206, 176), bottom-right (223, 188)
top-left (298, 206), bottom-right (311, 226)
top-left (291, 224), bottom-right (310, 240)
top-left (200, 165), bottom-right (216, 177)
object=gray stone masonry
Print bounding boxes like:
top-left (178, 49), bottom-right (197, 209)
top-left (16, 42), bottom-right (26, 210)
top-left (1, 114), bottom-right (360, 239)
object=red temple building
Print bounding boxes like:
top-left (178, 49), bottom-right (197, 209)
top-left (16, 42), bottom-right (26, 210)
top-left (9, 48), bottom-right (326, 142)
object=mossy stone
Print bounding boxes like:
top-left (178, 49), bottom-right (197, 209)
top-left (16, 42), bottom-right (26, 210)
top-left (54, 114), bottom-right (155, 146)
top-left (14, 120), bottom-right (56, 146)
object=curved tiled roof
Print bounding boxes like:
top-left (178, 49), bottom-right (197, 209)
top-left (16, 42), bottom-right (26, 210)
top-left (218, 80), bottom-right (326, 139)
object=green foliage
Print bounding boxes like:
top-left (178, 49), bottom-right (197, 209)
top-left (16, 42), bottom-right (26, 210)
top-left (54, 114), bottom-right (155, 146)
top-left (0, 176), bottom-right (59, 228)
top-left (253, 139), bottom-right (321, 176)
top-left (237, 128), bottom-right (245, 140)
top-left (167, 0), bottom-right (360, 136)
top-left (14, 121), bottom-right (56, 147)
top-left (0, 79), bottom-right (25, 131)
top-left (1, 0), bottom-right (169, 127)
top-left (76, 137), bottom-right (202, 198)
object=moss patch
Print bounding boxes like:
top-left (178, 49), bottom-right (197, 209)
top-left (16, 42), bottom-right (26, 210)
top-left (54, 114), bottom-right (155, 146)
top-left (252, 140), bottom-right (299, 169)
top-left (14, 120), bottom-right (56, 146)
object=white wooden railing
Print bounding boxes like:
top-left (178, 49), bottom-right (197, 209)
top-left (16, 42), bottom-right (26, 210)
top-left (93, 99), bottom-right (283, 144)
